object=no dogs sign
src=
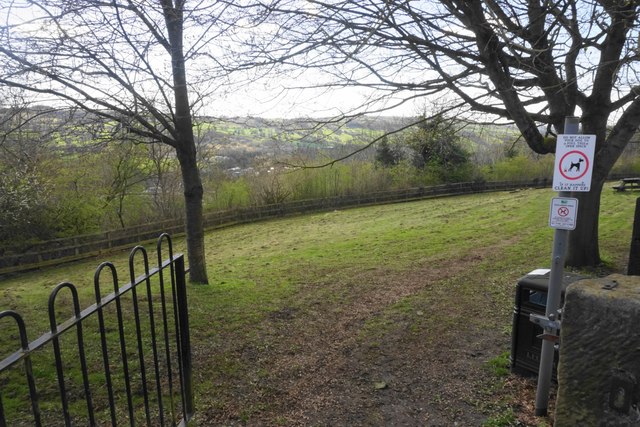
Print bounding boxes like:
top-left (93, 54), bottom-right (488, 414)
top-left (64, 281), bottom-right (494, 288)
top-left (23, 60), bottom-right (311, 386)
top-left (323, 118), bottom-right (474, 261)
top-left (549, 197), bottom-right (578, 230)
top-left (552, 134), bottom-right (596, 192)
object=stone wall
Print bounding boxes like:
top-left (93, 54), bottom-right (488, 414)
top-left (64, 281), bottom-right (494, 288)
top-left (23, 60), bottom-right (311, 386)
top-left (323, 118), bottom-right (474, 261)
top-left (555, 274), bottom-right (640, 426)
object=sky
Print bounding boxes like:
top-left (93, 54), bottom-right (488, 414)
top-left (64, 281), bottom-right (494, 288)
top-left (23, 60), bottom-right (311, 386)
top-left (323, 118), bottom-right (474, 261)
top-left (0, 0), bottom-right (431, 120)
top-left (207, 74), bottom-right (425, 119)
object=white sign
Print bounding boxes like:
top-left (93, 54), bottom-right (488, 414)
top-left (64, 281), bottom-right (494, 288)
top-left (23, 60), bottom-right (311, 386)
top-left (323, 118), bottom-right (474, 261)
top-left (549, 197), bottom-right (579, 230)
top-left (552, 134), bottom-right (596, 192)
top-left (528, 268), bottom-right (551, 276)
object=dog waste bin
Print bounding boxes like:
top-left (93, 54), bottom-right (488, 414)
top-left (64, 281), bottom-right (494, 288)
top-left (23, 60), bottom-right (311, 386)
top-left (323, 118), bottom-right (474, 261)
top-left (510, 269), bottom-right (585, 377)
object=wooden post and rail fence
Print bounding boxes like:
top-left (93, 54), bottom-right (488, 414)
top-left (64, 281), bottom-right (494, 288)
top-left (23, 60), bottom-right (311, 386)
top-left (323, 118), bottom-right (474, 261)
top-left (0, 177), bottom-right (634, 275)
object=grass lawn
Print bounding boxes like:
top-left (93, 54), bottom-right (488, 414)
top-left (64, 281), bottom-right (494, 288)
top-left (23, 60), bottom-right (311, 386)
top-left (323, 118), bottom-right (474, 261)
top-left (0, 187), bottom-right (637, 426)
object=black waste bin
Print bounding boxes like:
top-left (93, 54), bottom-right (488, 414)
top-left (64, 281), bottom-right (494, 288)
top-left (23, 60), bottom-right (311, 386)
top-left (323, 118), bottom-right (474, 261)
top-left (510, 270), bottom-right (586, 377)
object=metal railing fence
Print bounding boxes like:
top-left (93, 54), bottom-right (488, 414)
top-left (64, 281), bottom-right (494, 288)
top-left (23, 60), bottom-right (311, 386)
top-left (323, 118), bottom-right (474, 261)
top-left (0, 234), bottom-right (193, 426)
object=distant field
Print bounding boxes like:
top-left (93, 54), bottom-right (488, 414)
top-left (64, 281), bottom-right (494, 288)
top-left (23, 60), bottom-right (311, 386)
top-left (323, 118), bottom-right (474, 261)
top-left (203, 117), bottom-right (387, 149)
top-left (0, 188), bottom-right (637, 425)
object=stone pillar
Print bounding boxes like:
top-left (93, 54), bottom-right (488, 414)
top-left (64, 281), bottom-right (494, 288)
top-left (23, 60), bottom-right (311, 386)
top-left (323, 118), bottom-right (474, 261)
top-left (555, 274), bottom-right (640, 426)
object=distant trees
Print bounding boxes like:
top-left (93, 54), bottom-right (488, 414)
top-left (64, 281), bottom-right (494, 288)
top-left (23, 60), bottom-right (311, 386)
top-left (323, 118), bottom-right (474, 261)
top-left (0, 102), bottom-right (62, 242)
top-left (0, 0), bottom-right (247, 283)
top-left (0, 102), bottom-right (633, 252)
top-left (146, 143), bottom-right (184, 219)
top-left (375, 136), bottom-right (401, 167)
top-left (0, 165), bottom-right (50, 243)
top-left (226, 0), bottom-right (640, 267)
top-left (405, 116), bottom-right (469, 176)
top-left (101, 141), bottom-right (151, 229)
top-left (375, 115), bottom-right (470, 182)
top-left (0, 101), bottom-right (174, 244)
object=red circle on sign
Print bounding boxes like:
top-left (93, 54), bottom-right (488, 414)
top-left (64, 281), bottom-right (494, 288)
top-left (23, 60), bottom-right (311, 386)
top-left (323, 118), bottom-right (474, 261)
top-left (558, 207), bottom-right (570, 217)
top-left (559, 150), bottom-right (589, 180)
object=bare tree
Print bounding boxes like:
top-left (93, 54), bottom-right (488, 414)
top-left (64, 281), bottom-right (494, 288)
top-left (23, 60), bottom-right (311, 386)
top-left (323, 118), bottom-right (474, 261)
top-left (101, 141), bottom-right (150, 229)
top-left (0, 93), bottom-right (73, 243)
top-left (0, 0), bottom-right (244, 283)
top-left (227, 0), bottom-right (640, 267)
top-left (146, 142), bottom-right (184, 219)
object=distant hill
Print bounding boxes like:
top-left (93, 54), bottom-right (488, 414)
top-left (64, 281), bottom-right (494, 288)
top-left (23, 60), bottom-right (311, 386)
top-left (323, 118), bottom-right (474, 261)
top-left (199, 115), bottom-right (520, 151)
top-left (1, 106), bottom-right (522, 167)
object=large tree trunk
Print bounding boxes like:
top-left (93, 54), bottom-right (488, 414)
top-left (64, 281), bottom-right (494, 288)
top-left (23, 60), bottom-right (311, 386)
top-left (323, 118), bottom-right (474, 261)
top-left (176, 147), bottom-right (209, 284)
top-left (566, 108), bottom-right (632, 268)
top-left (566, 179), bottom-right (603, 267)
top-left (163, 0), bottom-right (209, 284)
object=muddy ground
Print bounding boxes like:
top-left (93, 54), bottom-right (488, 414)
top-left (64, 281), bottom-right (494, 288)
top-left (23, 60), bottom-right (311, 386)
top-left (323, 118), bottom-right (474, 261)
top-left (191, 252), bottom-right (554, 426)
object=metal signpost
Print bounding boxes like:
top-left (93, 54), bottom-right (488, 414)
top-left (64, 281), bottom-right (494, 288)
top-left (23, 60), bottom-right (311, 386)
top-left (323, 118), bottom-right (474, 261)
top-left (534, 117), bottom-right (595, 416)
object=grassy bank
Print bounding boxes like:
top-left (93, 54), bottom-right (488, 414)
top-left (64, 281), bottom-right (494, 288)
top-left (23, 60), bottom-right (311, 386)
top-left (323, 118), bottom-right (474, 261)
top-left (1, 187), bottom-right (637, 425)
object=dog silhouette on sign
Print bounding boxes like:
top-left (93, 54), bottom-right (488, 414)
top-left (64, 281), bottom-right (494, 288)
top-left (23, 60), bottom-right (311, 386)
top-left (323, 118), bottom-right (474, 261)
top-left (568, 158), bottom-right (584, 172)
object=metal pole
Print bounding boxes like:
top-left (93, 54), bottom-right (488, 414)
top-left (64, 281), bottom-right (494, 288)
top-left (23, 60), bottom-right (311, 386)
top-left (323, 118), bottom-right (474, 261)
top-left (534, 116), bottom-right (580, 416)
top-left (175, 255), bottom-right (194, 421)
top-left (627, 197), bottom-right (640, 275)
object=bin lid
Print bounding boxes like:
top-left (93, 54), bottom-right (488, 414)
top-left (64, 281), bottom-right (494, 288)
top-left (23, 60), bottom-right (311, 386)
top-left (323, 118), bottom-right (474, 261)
top-left (517, 270), bottom-right (587, 292)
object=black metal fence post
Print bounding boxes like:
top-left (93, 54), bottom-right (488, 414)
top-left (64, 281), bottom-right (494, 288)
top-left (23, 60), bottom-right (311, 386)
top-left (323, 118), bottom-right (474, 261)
top-left (174, 255), bottom-right (194, 421)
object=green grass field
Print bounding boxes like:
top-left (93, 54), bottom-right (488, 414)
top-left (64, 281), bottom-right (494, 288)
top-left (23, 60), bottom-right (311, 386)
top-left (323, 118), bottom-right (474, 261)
top-left (0, 187), bottom-right (637, 425)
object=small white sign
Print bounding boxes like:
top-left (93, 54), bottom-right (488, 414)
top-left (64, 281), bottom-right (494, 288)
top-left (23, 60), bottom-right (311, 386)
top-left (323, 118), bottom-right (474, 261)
top-left (552, 134), bottom-right (596, 192)
top-left (528, 268), bottom-right (551, 276)
top-left (549, 197), bottom-right (579, 230)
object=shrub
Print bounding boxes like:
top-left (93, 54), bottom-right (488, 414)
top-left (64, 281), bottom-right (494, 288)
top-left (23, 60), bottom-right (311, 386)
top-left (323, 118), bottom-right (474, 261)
top-left (480, 154), bottom-right (554, 182)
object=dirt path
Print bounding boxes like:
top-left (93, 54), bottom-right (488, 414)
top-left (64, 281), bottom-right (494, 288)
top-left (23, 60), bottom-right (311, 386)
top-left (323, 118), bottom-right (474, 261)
top-left (193, 250), bottom-right (541, 426)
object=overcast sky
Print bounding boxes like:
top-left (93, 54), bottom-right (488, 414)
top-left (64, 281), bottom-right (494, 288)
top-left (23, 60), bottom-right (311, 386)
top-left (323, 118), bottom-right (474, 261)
top-left (208, 74), bottom-right (425, 119)
top-left (1, 0), bottom-right (436, 120)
